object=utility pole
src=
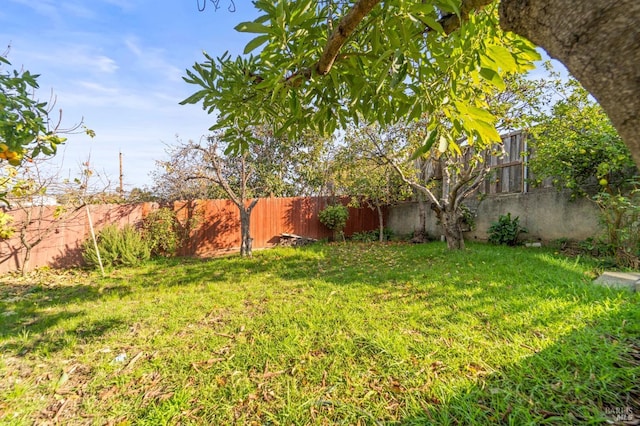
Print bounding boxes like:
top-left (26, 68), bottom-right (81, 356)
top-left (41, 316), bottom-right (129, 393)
top-left (119, 151), bottom-right (124, 197)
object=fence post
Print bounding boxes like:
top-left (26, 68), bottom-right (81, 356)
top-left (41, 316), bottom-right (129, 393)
top-left (85, 204), bottom-right (105, 277)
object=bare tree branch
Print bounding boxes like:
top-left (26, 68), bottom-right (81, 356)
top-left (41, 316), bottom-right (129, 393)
top-left (316, 0), bottom-right (382, 75)
top-left (383, 152), bottom-right (441, 212)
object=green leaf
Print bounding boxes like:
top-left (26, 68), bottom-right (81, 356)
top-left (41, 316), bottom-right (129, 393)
top-left (410, 130), bottom-right (438, 160)
top-left (469, 119), bottom-right (501, 143)
top-left (464, 105), bottom-right (495, 123)
top-left (435, 0), bottom-right (460, 16)
top-left (421, 14), bottom-right (445, 33)
top-left (179, 90), bottom-right (208, 105)
top-left (234, 21), bottom-right (272, 34)
top-left (479, 67), bottom-right (505, 90)
top-left (244, 35), bottom-right (271, 54)
top-left (486, 44), bottom-right (517, 72)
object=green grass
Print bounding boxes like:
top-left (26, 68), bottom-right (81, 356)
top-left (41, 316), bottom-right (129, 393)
top-left (0, 242), bottom-right (638, 425)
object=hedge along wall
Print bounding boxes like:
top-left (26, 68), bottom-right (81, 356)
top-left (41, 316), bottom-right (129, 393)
top-left (0, 197), bottom-right (383, 274)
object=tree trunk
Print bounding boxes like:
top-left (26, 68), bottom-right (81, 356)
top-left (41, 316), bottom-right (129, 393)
top-left (412, 190), bottom-right (428, 243)
top-left (19, 209), bottom-right (33, 276)
top-left (499, 0), bottom-right (640, 166)
top-left (440, 208), bottom-right (465, 250)
top-left (21, 245), bottom-right (32, 276)
top-left (239, 207), bottom-right (253, 257)
top-left (19, 227), bottom-right (35, 276)
top-left (237, 198), bottom-right (259, 257)
top-left (376, 203), bottom-right (384, 242)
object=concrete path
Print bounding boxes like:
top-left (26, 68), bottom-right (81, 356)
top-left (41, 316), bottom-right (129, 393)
top-left (593, 272), bottom-right (640, 292)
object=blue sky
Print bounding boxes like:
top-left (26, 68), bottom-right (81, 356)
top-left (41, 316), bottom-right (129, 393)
top-left (1, 0), bottom-right (259, 190)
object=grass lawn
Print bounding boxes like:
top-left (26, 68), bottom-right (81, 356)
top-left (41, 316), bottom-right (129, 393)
top-left (0, 242), bottom-right (639, 425)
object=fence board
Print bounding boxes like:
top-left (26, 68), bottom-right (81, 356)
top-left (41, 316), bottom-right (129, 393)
top-left (0, 197), bottom-right (383, 274)
top-left (483, 131), bottom-right (528, 195)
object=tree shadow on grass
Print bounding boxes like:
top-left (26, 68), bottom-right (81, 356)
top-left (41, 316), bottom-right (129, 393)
top-left (206, 242), bottom-right (638, 424)
top-left (72, 241), bottom-right (639, 424)
top-left (115, 241), bottom-right (597, 304)
top-left (0, 282), bottom-right (131, 357)
top-left (129, 246), bottom-right (327, 288)
top-left (399, 300), bottom-right (640, 425)
top-left (1, 316), bottom-right (128, 357)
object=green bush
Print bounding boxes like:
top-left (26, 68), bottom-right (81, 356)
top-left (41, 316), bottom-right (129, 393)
top-left (351, 228), bottom-right (394, 242)
top-left (351, 230), bottom-right (377, 242)
top-left (319, 204), bottom-right (349, 241)
top-left (142, 208), bottom-right (180, 257)
top-left (83, 224), bottom-right (151, 269)
top-left (488, 213), bottom-right (527, 246)
top-left (592, 188), bottom-right (640, 268)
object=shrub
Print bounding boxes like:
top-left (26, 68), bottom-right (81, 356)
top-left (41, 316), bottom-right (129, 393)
top-left (592, 188), bottom-right (640, 268)
top-left (488, 213), bottom-right (527, 246)
top-left (83, 224), bottom-right (151, 269)
top-left (350, 230), bottom-right (377, 242)
top-left (142, 208), bottom-right (180, 257)
top-left (351, 228), bottom-right (394, 242)
top-left (319, 204), bottom-right (349, 241)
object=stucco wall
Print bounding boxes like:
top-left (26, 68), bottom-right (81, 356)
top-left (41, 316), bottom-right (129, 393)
top-left (387, 189), bottom-right (601, 243)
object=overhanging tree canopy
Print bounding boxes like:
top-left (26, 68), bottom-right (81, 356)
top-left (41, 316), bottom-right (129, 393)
top-left (182, 0), bottom-right (540, 157)
top-left (185, 0), bottom-right (640, 167)
top-left (1, 56), bottom-right (67, 167)
top-left (1, 52), bottom-right (94, 205)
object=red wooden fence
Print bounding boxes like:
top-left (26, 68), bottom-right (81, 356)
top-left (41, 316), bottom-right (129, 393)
top-left (0, 197), bottom-right (383, 274)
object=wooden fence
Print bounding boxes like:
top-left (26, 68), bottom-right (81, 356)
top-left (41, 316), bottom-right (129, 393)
top-left (172, 197), bottom-right (382, 256)
top-left (483, 131), bottom-right (529, 194)
top-left (0, 197), bottom-right (383, 274)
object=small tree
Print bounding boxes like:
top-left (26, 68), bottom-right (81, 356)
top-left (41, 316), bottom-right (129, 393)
top-left (0, 51), bottom-right (93, 273)
top-left (187, 135), bottom-right (259, 257)
top-left (334, 125), bottom-right (412, 242)
top-left (1, 53), bottom-right (92, 202)
top-left (529, 80), bottom-right (640, 266)
top-left (1, 158), bottom-right (107, 274)
top-left (155, 128), bottom-right (329, 256)
top-left (156, 136), bottom-right (260, 256)
top-left (374, 71), bottom-right (553, 249)
top-left (319, 204), bottom-right (349, 242)
top-left (151, 140), bottom-right (227, 202)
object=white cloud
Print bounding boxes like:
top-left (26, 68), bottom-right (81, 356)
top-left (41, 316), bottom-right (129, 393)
top-left (100, 0), bottom-right (136, 12)
top-left (9, 0), bottom-right (98, 23)
top-left (124, 37), bottom-right (143, 57)
top-left (94, 55), bottom-right (119, 74)
top-left (9, 0), bottom-right (59, 22)
top-left (57, 88), bottom-right (155, 110)
top-left (17, 43), bottom-right (119, 76)
top-left (61, 2), bottom-right (97, 19)
top-left (123, 36), bottom-right (183, 82)
top-left (77, 81), bottom-right (119, 94)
